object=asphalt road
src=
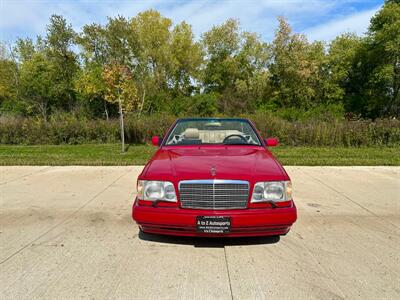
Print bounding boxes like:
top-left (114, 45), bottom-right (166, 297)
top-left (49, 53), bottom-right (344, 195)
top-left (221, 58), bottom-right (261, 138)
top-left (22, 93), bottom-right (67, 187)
top-left (1, 166), bottom-right (399, 299)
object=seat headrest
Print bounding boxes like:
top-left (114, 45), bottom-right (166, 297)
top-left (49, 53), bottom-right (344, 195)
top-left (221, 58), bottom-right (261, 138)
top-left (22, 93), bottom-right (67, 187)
top-left (184, 128), bottom-right (200, 139)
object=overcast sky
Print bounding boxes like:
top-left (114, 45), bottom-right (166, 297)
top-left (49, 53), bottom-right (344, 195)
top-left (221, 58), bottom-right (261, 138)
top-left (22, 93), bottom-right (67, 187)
top-left (0, 0), bottom-right (383, 43)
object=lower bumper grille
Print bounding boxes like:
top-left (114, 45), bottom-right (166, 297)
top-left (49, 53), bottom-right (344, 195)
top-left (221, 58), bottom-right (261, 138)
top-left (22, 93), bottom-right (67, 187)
top-left (179, 180), bottom-right (249, 210)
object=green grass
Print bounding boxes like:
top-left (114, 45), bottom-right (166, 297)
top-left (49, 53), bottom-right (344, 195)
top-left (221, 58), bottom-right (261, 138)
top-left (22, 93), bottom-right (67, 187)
top-left (270, 146), bottom-right (399, 166)
top-left (0, 144), bottom-right (153, 166)
top-left (0, 144), bottom-right (398, 166)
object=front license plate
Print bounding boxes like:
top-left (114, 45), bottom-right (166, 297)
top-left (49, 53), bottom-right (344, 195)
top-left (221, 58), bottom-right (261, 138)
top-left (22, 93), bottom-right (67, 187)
top-left (196, 216), bottom-right (231, 233)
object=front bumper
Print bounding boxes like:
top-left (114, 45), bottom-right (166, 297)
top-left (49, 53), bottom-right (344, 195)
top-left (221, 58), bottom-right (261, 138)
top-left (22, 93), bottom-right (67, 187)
top-left (132, 200), bottom-right (297, 237)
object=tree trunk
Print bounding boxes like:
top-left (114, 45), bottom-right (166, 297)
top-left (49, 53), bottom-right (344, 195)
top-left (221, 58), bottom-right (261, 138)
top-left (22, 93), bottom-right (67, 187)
top-left (104, 101), bottom-right (109, 121)
top-left (118, 96), bottom-right (125, 153)
top-left (392, 57), bottom-right (400, 116)
top-left (386, 57), bottom-right (400, 116)
top-left (139, 85), bottom-right (146, 116)
top-left (7, 44), bottom-right (20, 97)
top-left (38, 100), bottom-right (48, 123)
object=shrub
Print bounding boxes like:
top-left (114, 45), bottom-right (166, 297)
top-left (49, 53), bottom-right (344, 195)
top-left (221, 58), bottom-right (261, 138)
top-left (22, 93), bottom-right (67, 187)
top-left (0, 113), bottom-right (399, 146)
top-left (257, 103), bottom-right (345, 122)
top-left (248, 112), bottom-right (400, 146)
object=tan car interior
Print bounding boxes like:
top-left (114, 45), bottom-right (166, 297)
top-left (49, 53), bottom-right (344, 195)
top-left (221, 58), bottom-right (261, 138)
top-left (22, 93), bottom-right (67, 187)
top-left (183, 128), bottom-right (244, 143)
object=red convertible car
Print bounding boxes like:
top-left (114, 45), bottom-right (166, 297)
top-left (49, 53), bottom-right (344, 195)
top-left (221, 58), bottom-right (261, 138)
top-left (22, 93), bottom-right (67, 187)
top-left (132, 118), bottom-right (297, 237)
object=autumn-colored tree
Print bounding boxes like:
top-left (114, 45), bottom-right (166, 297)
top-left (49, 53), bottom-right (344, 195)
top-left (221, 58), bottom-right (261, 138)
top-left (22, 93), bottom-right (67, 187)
top-left (103, 63), bottom-right (139, 152)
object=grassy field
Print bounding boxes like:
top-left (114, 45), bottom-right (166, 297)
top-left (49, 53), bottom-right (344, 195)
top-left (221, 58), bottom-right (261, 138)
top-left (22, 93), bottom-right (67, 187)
top-left (0, 144), bottom-right (399, 166)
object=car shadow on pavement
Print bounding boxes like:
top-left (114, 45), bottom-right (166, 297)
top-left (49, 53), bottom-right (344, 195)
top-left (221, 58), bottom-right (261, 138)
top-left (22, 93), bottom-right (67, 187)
top-left (138, 231), bottom-right (280, 247)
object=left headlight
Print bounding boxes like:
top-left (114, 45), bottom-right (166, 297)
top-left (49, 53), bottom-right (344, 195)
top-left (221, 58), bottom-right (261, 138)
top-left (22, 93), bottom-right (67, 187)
top-left (137, 180), bottom-right (177, 202)
top-left (251, 181), bottom-right (292, 203)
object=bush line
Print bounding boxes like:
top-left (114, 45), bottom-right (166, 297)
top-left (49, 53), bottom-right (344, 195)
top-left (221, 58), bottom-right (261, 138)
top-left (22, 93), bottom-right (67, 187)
top-left (1, 113), bottom-right (399, 147)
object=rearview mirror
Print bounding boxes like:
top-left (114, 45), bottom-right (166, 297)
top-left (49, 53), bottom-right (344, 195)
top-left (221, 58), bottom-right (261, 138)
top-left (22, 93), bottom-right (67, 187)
top-left (151, 136), bottom-right (161, 146)
top-left (265, 137), bottom-right (278, 147)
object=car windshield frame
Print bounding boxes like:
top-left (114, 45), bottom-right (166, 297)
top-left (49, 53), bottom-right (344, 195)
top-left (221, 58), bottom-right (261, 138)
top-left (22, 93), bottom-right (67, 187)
top-left (162, 118), bottom-right (263, 147)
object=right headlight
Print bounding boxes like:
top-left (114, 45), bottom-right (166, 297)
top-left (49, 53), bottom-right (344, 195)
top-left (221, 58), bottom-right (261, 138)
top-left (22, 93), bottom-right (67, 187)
top-left (137, 180), bottom-right (177, 202)
top-left (251, 181), bottom-right (292, 203)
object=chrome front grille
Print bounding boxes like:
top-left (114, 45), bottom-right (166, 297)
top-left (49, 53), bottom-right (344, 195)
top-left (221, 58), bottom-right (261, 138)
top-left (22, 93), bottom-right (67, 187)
top-left (179, 180), bottom-right (249, 210)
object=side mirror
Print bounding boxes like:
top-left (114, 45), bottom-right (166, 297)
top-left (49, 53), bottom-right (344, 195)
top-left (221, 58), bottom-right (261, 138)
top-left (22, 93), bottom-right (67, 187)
top-left (265, 137), bottom-right (278, 147)
top-left (151, 136), bottom-right (161, 146)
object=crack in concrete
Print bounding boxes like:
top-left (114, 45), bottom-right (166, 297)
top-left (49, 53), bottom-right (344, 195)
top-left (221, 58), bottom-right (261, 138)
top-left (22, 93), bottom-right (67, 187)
top-left (224, 247), bottom-right (234, 300)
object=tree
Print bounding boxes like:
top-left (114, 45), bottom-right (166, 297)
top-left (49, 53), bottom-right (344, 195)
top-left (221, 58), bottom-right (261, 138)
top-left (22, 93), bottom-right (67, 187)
top-left (269, 17), bottom-right (328, 109)
top-left (76, 23), bottom-right (111, 118)
top-left (45, 15), bottom-right (78, 111)
top-left (19, 52), bottom-right (55, 120)
top-left (327, 33), bottom-right (363, 114)
top-left (234, 31), bottom-right (270, 110)
top-left (202, 19), bottom-right (241, 95)
top-left (0, 44), bottom-right (18, 113)
top-left (14, 38), bottom-right (35, 62)
top-left (202, 19), bottom-right (270, 113)
top-left (74, 63), bottom-right (109, 119)
top-left (2, 8), bottom-right (399, 120)
top-left (131, 10), bottom-right (173, 112)
top-left (8, 16), bottom-right (79, 119)
top-left (170, 21), bottom-right (203, 95)
top-left (103, 63), bottom-right (139, 152)
top-left (365, 1), bottom-right (400, 116)
top-left (104, 16), bottom-right (133, 65)
top-left (77, 23), bottom-right (108, 65)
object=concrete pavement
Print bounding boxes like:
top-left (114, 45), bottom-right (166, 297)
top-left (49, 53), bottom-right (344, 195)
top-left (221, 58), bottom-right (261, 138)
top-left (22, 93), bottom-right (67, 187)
top-left (1, 166), bottom-right (399, 299)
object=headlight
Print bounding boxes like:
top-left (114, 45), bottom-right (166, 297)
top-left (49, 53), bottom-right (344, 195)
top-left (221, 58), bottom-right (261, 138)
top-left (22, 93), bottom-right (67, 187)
top-left (251, 181), bottom-right (292, 203)
top-left (137, 180), bottom-right (177, 202)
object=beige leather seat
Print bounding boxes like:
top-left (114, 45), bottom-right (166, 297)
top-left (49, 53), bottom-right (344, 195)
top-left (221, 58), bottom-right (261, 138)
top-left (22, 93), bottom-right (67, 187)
top-left (198, 130), bottom-right (243, 143)
top-left (183, 128), bottom-right (244, 143)
top-left (183, 128), bottom-right (200, 139)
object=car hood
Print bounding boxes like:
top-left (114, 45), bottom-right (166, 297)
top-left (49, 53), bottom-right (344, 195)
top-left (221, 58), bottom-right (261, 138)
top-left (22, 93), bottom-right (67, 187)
top-left (142, 146), bottom-right (287, 182)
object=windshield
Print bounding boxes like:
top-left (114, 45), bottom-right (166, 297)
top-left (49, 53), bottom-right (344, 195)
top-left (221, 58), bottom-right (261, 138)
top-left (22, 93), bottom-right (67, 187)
top-left (165, 119), bottom-right (261, 146)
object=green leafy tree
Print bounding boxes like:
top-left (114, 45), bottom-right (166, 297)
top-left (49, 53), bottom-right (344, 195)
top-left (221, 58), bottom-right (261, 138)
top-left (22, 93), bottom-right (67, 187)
top-left (327, 33), bottom-right (363, 114)
top-left (365, 0), bottom-right (400, 116)
top-left (9, 16), bottom-right (79, 119)
top-left (131, 10), bottom-right (173, 112)
top-left (0, 44), bottom-right (19, 113)
top-left (269, 17), bottom-right (329, 109)
top-left (19, 52), bottom-right (55, 120)
top-left (14, 38), bottom-right (35, 62)
top-left (77, 23), bottom-right (108, 65)
top-left (74, 64), bottom-right (109, 118)
top-left (76, 23), bottom-right (111, 118)
top-left (45, 15), bottom-right (79, 111)
top-left (170, 21), bottom-right (203, 95)
top-left (234, 31), bottom-right (270, 111)
top-left (202, 19), bottom-right (270, 113)
top-left (202, 19), bottom-right (240, 95)
top-left (104, 16), bottom-right (133, 64)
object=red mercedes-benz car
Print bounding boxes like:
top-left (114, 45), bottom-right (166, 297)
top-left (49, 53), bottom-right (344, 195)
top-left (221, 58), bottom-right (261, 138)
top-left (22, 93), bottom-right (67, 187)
top-left (132, 118), bottom-right (297, 237)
